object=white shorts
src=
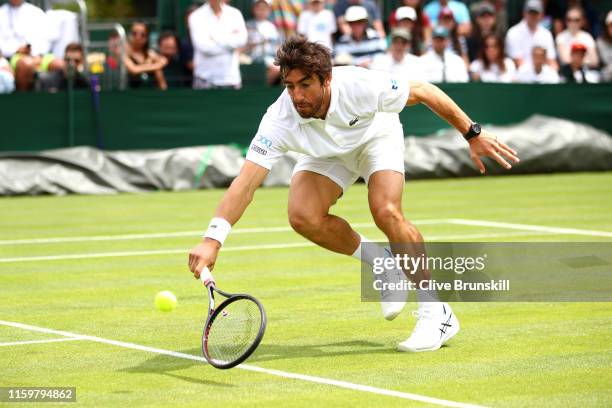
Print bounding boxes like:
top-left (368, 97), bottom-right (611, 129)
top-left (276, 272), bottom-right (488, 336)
top-left (291, 121), bottom-right (405, 193)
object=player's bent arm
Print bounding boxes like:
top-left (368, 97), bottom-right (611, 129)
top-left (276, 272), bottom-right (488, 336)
top-left (188, 161), bottom-right (269, 278)
top-left (406, 80), bottom-right (472, 135)
top-left (213, 160), bottom-right (269, 225)
top-left (406, 80), bottom-right (520, 173)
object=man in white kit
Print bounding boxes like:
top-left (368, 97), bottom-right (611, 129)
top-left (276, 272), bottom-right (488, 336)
top-left (188, 36), bottom-right (519, 352)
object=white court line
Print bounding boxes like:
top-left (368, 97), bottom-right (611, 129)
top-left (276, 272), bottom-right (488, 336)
top-left (0, 231), bottom-right (549, 264)
top-left (0, 220), bottom-right (450, 246)
top-left (448, 219), bottom-right (612, 238)
top-left (0, 320), bottom-right (484, 408)
top-left (0, 337), bottom-right (82, 347)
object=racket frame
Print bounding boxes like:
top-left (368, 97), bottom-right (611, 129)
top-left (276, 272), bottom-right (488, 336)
top-left (202, 283), bottom-right (267, 369)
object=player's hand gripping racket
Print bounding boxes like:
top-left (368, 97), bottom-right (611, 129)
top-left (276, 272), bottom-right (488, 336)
top-left (199, 267), bottom-right (266, 369)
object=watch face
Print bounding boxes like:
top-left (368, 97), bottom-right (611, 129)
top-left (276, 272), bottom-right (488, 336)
top-left (472, 123), bottom-right (481, 134)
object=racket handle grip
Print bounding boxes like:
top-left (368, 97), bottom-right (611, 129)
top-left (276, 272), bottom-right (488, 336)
top-left (199, 267), bottom-right (215, 287)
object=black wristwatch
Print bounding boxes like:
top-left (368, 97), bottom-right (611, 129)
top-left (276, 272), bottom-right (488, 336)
top-left (463, 122), bottom-right (482, 141)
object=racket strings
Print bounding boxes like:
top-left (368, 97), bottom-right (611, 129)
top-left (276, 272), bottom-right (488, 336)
top-left (206, 299), bottom-right (262, 364)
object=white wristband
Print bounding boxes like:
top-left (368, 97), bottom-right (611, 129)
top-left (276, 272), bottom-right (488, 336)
top-left (204, 217), bottom-right (232, 246)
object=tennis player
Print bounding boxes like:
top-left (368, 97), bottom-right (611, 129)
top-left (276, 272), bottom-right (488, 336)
top-left (188, 36), bottom-right (519, 352)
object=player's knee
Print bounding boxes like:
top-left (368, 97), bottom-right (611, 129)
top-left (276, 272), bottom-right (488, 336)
top-left (372, 202), bottom-right (404, 230)
top-left (288, 210), bottom-right (324, 236)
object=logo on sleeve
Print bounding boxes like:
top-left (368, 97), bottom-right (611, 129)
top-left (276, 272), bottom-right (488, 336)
top-left (250, 145), bottom-right (268, 155)
top-left (256, 135), bottom-right (273, 148)
top-left (349, 117), bottom-right (359, 126)
top-left (391, 79), bottom-right (398, 90)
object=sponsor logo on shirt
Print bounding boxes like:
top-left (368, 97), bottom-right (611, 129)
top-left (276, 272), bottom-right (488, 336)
top-left (256, 135), bottom-right (273, 148)
top-left (349, 117), bottom-right (359, 126)
top-left (251, 144), bottom-right (268, 155)
top-left (391, 79), bottom-right (398, 90)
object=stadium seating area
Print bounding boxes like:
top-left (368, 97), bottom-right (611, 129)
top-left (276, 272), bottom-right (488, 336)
top-left (0, 0), bottom-right (610, 94)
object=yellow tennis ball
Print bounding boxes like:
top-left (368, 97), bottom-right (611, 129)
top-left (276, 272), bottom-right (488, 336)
top-left (155, 290), bottom-right (177, 312)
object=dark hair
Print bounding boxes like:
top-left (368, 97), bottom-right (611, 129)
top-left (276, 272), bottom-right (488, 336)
top-left (158, 30), bottom-right (178, 47)
top-left (274, 35), bottom-right (332, 83)
top-left (130, 21), bottom-right (150, 58)
top-left (478, 34), bottom-right (506, 72)
top-left (64, 42), bottom-right (83, 55)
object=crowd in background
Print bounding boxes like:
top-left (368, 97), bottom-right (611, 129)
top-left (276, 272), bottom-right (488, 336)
top-left (0, 0), bottom-right (611, 93)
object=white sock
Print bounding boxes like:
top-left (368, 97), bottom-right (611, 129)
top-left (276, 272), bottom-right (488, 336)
top-left (351, 234), bottom-right (387, 266)
top-left (416, 281), bottom-right (439, 309)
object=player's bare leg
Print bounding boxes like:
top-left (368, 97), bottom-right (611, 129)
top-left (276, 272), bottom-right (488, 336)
top-left (289, 170), bottom-right (408, 320)
top-left (288, 170), bottom-right (360, 254)
top-left (368, 170), bottom-right (459, 352)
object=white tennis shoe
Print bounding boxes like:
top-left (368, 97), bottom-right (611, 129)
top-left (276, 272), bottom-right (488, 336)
top-left (397, 303), bottom-right (459, 352)
top-left (378, 248), bottom-right (408, 321)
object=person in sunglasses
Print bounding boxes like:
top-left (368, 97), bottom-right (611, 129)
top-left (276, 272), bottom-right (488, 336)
top-left (124, 21), bottom-right (169, 90)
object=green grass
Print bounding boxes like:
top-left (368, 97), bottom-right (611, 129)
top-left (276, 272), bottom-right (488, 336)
top-left (1, 172), bottom-right (611, 407)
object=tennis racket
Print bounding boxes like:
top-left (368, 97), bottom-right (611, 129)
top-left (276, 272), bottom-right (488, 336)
top-left (199, 267), bottom-right (266, 369)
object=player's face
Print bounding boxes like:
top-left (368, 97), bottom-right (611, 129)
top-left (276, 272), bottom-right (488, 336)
top-left (284, 69), bottom-right (330, 118)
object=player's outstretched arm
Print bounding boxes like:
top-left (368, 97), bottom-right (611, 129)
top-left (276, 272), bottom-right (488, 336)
top-left (188, 161), bottom-right (269, 278)
top-left (406, 80), bottom-right (520, 173)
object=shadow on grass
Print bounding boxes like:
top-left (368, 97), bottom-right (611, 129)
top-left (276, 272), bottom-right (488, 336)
top-left (119, 340), bottom-right (395, 387)
top-left (120, 352), bottom-right (233, 387)
top-left (249, 340), bottom-right (392, 362)
top-left (120, 339), bottom-right (392, 385)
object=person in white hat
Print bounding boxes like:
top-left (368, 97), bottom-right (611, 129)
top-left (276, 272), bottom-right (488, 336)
top-left (189, 36), bottom-right (519, 353)
top-left (334, 5), bottom-right (386, 68)
top-left (297, 0), bottom-right (337, 51)
top-left (392, 3), bottom-right (432, 55)
top-left (333, 0), bottom-right (385, 38)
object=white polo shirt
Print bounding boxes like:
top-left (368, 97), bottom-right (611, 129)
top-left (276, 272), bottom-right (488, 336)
top-left (245, 66), bottom-right (410, 170)
top-left (420, 49), bottom-right (469, 83)
top-left (0, 2), bottom-right (50, 57)
top-left (505, 20), bottom-right (556, 65)
top-left (370, 53), bottom-right (425, 80)
top-left (189, 3), bottom-right (247, 87)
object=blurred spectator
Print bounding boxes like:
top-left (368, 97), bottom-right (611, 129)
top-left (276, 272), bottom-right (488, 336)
top-left (46, 8), bottom-right (79, 59)
top-left (297, 0), bottom-right (336, 50)
top-left (0, 0), bottom-right (65, 91)
top-left (10, 44), bottom-right (64, 91)
top-left (438, 6), bottom-right (469, 65)
top-left (389, 1), bottom-right (432, 55)
top-left (158, 31), bottom-right (184, 88)
top-left (272, 0), bottom-right (304, 38)
top-left (334, 0), bottom-right (385, 38)
top-left (0, 53), bottom-right (15, 93)
top-left (467, 2), bottom-right (498, 62)
top-left (189, 0), bottom-right (248, 89)
top-left (124, 22), bottom-right (168, 90)
top-left (421, 26), bottom-right (469, 82)
top-left (516, 45), bottom-right (560, 83)
top-left (505, 0), bottom-right (557, 69)
top-left (469, 34), bottom-right (516, 82)
top-left (371, 28), bottom-right (424, 79)
top-left (556, 7), bottom-right (598, 68)
top-left (106, 30), bottom-right (121, 71)
top-left (180, 5), bottom-right (199, 86)
top-left (559, 42), bottom-right (600, 83)
top-left (423, 0), bottom-right (471, 36)
top-left (61, 42), bottom-right (89, 90)
top-left (545, 0), bottom-right (600, 37)
top-left (0, 0), bottom-right (50, 59)
top-left (597, 11), bottom-right (612, 82)
top-left (245, 0), bottom-right (281, 85)
top-left (334, 6), bottom-right (386, 68)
